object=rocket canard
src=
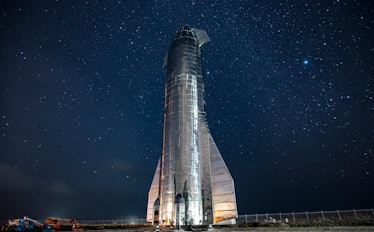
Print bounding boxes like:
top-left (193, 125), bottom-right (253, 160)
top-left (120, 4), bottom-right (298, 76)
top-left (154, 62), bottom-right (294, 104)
top-left (146, 26), bottom-right (237, 226)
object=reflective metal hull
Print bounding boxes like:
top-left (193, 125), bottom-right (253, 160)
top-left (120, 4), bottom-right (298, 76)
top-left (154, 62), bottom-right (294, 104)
top-left (146, 26), bottom-right (237, 226)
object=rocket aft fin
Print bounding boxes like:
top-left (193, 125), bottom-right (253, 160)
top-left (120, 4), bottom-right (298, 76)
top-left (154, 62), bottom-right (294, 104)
top-left (209, 134), bottom-right (238, 224)
top-left (146, 158), bottom-right (161, 223)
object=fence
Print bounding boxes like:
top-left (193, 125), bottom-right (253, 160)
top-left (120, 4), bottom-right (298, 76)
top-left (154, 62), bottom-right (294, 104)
top-left (2, 209), bottom-right (373, 226)
top-left (237, 208), bottom-right (374, 224)
top-left (78, 218), bottom-right (148, 225)
top-left (78, 209), bottom-right (374, 225)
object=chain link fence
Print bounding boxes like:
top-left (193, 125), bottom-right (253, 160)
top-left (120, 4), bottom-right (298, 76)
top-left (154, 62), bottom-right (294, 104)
top-left (78, 218), bottom-right (148, 225)
top-left (77, 209), bottom-right (374, 226)
top-left (2, 209), bottom-right (373, 227)
top-left (237, 208), bottom-right (374, 224)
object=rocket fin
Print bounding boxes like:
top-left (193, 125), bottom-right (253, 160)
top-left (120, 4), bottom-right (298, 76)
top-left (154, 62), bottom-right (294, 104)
top-left (191, 28), bottom-right (211, 47)
top-left (162, 52), bottom-right (168, 69)
top-left (146, 158), bottom-right (161, 223)
top-left (209, 134), bottom-right (238, 224)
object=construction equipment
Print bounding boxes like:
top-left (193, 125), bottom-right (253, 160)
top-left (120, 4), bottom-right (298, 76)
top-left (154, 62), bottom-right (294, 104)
top-left (44, 217), bottom-right (83, 231)
top-left (7, 216), bottom-right (43, 231)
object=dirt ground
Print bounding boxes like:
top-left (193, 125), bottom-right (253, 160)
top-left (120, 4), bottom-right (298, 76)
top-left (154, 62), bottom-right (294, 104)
top-left (91, 226), bottom-right (374, 232)
top-left (212, 227), bottom-right (374, 232)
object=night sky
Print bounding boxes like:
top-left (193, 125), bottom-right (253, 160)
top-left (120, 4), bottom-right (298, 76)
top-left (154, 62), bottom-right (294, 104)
top-left (1, 0), bottom-right (373, 221)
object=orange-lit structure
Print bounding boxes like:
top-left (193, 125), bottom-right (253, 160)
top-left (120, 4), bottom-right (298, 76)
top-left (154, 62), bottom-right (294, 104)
top-left (44, 217), bottom-right (82, 231)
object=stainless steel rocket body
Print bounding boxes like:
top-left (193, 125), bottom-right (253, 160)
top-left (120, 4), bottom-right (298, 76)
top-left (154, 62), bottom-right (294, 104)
top-left (160, 27), bottom-right (205, 225)
top-left (146, 26), bottom-right (237, 226)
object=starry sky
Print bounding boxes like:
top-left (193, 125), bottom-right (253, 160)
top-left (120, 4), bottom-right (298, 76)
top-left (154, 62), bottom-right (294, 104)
top-left (1, 0), bottom-right (373, 221)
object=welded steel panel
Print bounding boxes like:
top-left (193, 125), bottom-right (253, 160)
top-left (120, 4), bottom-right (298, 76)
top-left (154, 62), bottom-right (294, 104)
top-left (209, 134), bottom-right (238, 223)
top-left (146, 158), bottom-right (161, 222)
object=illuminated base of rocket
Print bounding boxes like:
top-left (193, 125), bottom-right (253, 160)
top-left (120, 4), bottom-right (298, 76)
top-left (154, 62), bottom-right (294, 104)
top-left (146, 134), bottom-right (237, 226)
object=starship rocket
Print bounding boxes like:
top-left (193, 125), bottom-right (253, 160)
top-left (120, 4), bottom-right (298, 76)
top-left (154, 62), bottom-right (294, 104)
top-left (146, 26), bottom-right (237, 226)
